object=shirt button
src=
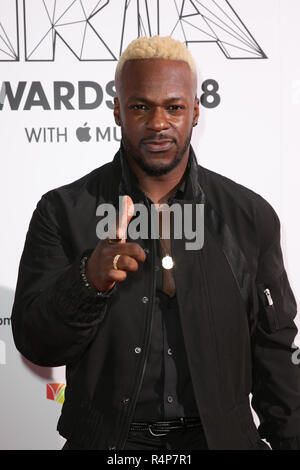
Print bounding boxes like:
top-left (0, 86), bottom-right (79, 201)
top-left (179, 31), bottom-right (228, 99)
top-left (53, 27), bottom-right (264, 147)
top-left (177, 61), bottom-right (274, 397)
top-left (141, 296), bottom-right (149, 304)
top-left (134, 347), bottom-right (142, 354)
top-left (108, 446), bottom-right (116, 450)
top-left (167, 348), bottom-right (172, 356)
top-left (122, 397), bottom-right (130, 405)
top-left (167, 396), bottom-right (173, 403)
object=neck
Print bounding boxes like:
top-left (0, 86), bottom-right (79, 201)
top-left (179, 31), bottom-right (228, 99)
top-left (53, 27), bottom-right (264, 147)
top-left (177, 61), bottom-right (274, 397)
top-left (126, 149), bottom-right (190, 205)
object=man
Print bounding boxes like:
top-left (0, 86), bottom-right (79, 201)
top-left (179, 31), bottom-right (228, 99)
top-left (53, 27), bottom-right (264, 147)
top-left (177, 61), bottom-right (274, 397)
top-left (11, 36), bottom-right (300, 450)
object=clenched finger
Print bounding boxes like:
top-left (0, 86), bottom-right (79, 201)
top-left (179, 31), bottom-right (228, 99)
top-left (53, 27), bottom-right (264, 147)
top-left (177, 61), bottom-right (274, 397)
top-left (104, 241), bottom-right (146, 263)
top-left (112, 255), bottom-right (139, 272)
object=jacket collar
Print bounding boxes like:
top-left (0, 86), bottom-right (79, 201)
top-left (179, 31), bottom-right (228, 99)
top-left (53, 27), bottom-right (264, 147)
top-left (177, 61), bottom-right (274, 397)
top-left (112, 144), bottom-right (205, 204)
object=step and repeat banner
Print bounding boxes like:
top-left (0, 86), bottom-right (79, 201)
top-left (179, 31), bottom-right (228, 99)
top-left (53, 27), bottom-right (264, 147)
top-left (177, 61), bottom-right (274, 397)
top-left (0, 0), bottom-right (299, 449)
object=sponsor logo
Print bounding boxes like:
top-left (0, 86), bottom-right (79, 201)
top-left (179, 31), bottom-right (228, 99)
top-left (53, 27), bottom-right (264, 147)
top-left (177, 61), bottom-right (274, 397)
top-left (0, 340), bottom-right (6, 365)
top-left (76, 122), bottom-right (92, 142)
top-left (23, 125), bottom-right (121, 143)
top-left (46, 383), bottom-right (65, 404)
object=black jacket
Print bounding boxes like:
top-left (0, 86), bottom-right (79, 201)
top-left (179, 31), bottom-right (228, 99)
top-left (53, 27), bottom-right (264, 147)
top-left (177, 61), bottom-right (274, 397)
top-left (11, 147), bottom-right (300, 450)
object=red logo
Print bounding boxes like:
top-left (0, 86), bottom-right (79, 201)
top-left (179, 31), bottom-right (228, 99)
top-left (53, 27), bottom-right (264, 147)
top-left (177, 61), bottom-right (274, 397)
top-left (46, 383), bottom-right (65, 404)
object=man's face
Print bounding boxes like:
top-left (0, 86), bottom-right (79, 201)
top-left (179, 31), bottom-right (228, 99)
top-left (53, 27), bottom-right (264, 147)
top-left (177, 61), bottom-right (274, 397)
top-left (114, 58), bottom-right (199, 176)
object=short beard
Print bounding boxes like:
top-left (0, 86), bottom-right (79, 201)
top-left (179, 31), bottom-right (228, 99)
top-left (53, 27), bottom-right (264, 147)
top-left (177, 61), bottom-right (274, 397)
top-left (121, 129), bottom-right (192, 177)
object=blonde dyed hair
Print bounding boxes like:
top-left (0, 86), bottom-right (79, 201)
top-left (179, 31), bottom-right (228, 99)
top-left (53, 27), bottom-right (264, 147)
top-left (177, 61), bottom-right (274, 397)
top-left (115, 35), bottom-right (197, 85)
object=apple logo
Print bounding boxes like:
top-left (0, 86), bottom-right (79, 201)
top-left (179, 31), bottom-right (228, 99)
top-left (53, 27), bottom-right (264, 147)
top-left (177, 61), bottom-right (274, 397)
top-left (76, 122), bottom-right (91, 142)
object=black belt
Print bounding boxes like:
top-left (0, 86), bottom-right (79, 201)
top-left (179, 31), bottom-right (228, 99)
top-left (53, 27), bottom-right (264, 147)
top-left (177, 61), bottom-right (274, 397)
top-left (129, 417), bottom-right (202, 436)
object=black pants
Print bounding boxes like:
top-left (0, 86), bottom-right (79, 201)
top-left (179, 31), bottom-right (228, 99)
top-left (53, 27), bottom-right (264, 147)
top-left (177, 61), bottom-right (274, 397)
top-left (62, 426), bottom-right (208, 450)
top-left (62, 429), bottom-right (271, 450)
top-left (123, 426), bottom-right (209, 450)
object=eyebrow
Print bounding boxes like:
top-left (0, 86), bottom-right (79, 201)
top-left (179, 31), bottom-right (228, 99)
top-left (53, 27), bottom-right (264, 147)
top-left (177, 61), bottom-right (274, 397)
top-left (127, 96), bottom-right (185, 103)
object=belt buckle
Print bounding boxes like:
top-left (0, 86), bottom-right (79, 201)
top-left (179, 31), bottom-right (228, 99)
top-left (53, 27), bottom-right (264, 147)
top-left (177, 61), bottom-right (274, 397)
top-left (148, 424), bottom-right (168, 437)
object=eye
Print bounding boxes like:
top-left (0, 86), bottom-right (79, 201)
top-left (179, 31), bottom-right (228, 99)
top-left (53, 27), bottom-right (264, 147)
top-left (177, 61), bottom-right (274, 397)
top-left (166, 105), bottom-right (185, 111)
top-left (129, 104), bottom-right (149, 111)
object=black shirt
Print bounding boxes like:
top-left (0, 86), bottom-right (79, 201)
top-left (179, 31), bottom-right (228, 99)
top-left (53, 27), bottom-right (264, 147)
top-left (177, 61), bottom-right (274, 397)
top-left (132, 178), bottom-right (200, 422)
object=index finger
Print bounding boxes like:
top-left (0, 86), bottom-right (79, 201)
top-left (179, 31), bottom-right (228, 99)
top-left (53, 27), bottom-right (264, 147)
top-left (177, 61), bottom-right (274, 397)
top-left (116, 195), bottom-right (135, 242)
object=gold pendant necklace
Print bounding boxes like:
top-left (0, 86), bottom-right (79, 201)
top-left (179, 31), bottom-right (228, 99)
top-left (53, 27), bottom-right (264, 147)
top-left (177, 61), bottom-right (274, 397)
top-left (162, 254), bottom-right (174, 270)
top-left (159, 237), bottom-right (174, 270)
top-left (156, 202), bottom-right (174, 270)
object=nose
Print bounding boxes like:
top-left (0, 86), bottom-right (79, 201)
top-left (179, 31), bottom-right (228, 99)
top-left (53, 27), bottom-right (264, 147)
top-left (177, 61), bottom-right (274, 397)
top-left (146, 107), bottom-right (170, 132)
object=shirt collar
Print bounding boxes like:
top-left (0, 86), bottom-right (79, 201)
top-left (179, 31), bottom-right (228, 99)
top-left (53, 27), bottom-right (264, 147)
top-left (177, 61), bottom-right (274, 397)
top-left (118, 144), bottom-right (193, 204)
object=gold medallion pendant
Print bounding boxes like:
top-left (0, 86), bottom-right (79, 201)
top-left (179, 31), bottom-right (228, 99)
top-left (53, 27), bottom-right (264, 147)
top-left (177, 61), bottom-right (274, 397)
top-left (161, 255), bottom-right (174, 270)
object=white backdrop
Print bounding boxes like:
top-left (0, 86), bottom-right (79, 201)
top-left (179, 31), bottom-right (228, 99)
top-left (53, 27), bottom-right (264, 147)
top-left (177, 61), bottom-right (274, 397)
top-left (0, 0), bottom-right (299, 449)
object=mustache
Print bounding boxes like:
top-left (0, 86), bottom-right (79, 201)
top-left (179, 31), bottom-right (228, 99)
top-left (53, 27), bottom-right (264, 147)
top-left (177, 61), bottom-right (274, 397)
top-left (140, 134), bottom-right (177, 144)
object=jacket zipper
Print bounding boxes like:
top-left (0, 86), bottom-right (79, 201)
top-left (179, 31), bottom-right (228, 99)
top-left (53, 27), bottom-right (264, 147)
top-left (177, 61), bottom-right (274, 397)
top-left (116, 197), bottom-right (157, 449)
top-left (263, 287), bottom-right (279, 330)
top-left (264, 288), bottom-right (273, 306)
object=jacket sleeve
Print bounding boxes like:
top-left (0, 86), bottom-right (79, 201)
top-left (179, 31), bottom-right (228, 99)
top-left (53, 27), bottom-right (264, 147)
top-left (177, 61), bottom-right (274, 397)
top-left (251, 201), bottom-right (300, 449)
top-left (11, 193), bottom-right (114, 367)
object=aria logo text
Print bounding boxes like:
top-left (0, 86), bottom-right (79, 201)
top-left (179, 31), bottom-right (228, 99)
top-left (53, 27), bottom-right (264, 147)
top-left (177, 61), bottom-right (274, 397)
top-left (0, 80), bottom-right (116, 111)
top-left (1, 1), bottom-right (267, 62)
top-left (0, 79), bottom-right (220, 111)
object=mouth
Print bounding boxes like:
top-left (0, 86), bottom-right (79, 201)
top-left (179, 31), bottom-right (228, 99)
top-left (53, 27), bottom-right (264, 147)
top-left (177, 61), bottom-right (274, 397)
top-left (141, 139), bottom-right (175, 153)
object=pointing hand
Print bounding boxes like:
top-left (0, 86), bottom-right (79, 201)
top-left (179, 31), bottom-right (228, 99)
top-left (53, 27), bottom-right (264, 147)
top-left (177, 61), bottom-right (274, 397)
top-left (86, 195), bottom-right (146, 292)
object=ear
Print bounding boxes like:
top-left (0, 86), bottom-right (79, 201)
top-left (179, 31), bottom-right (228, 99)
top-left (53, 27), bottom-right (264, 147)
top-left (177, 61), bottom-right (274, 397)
top-left (114, 97), bottom-right (121, 126)
top-left (193, 96), bottom-right (200, 126)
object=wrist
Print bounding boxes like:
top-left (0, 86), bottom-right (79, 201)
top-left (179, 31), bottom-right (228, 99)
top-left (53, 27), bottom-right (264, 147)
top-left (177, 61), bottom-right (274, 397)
top-left (80, 255), bottom-right (113, 298)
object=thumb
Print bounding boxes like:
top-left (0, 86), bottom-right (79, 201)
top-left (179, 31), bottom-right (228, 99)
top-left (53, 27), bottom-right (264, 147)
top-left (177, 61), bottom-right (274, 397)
top-left (116, 195), bottom-right (135, 243)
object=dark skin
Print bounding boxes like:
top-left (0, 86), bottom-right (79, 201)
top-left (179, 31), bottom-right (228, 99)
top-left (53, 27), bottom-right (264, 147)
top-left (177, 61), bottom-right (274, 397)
top-left (87, 58), bottom-right (199, 292)
top-left (115, 58), bottom-right (199, 204)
